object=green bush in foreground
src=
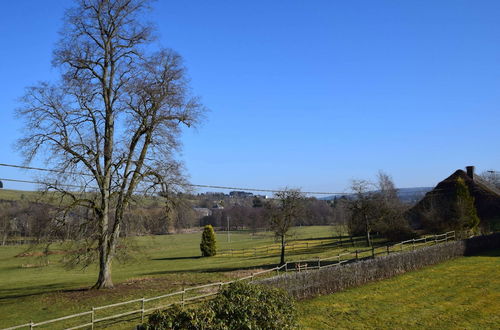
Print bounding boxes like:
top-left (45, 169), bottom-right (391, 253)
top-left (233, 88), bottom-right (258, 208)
top-left (143, 281), bottom-right (297, 329)
top-left (200, 224), bottom-right (217, 257)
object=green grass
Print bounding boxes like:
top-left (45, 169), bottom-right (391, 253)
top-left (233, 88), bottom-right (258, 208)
top-left (0, 225), bottom-right (350, 328)
top-left (0, 189), bottom-right (45, 202)
top-left (298, 249), bottom-right (500, 329)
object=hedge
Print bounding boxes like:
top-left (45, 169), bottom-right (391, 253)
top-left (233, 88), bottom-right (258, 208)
top-left (258, 233), bottom-right (500, 299)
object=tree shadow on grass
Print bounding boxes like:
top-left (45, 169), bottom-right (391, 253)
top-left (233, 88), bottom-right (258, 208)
top-left (0, 283), bottom-right (85, 301)
top-left (141, 262), bottom-right (280, 276)
top-left (152, 256), bottom-right (202, 261)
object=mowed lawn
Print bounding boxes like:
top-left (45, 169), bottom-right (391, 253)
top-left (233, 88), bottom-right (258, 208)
top-left (299, 249), bottom-right (500, 329)
top-left (0, 226), bottom-right (343, 328)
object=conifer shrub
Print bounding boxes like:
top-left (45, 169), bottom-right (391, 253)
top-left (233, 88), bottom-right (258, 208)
top-left (200, 224), bottom-right (217, 256)
top-left (142, 282), bottom-right (297, 329)
top-left (455, 177), bottom-right (480, 233)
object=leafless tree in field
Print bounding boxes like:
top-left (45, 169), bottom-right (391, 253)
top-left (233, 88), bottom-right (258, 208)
top-left (348, 172), bottom-right (414, 245)
top-left (16, 0), bottom-right (206, 289)
top-left (267, 188), bottom-right (304, 265)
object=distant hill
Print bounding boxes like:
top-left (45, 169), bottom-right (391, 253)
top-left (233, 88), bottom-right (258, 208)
top-left (320, 187), bottom-right (433, 203)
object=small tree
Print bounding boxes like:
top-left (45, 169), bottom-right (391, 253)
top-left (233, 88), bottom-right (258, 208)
top-left (455, 178), bottom-right (480, 234)
top-left (200, 225), bottom-right (217, 256)
top-left (267, 188), bottom-right (304, 265)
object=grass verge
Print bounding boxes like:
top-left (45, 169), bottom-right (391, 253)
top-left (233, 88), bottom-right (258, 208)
top-left (298, 249), bottom-right (500, 329)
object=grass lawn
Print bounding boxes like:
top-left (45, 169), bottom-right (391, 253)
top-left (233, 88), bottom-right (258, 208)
top-left (298, 249), bottom-right (500, 329)
top-left (1, 225), bottom-right (354, 328)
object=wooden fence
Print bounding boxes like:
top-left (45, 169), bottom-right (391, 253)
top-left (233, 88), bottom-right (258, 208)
top-left (280, 231), bottom-right (456, 272)
top-left (3, 231), bottom-right (454, 330)
top-left (2, 265), bottom-right (286, 330)
top-left (218, 235), bottom-right (367, 257)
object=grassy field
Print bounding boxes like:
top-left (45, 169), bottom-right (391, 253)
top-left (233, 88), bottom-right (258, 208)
top-left (298, 249), bottom-right (500, 329)
top-left (0, 225), bottom-right (357, 328)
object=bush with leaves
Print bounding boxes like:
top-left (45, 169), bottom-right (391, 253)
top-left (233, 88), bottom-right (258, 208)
top-left (142, 281), bottom-right (297, 329)
top-left (200, 224), bottom-right (217, 256)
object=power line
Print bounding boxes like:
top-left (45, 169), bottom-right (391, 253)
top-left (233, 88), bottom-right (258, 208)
top-left (0, 163), bottom-right (346, 195)
top-left (0, 162), bottom-right (443, 196)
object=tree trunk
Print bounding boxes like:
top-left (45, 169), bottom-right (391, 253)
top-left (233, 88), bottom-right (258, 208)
top-left (93, 206), bottom-right (115, 289)
top-left (280, 235), bottom-right (286, 265)
top-left (94, 251), bottom-right (113, 289)
top-left (365, 215), bottom-right (372, 247)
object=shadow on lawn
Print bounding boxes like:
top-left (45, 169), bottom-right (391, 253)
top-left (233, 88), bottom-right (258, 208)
top-left (0, 283), bottom-right (85, 301)
top-left (141, 262), bottom-right (280, 276)
top-left (152, 256), bottom-right (202, 261)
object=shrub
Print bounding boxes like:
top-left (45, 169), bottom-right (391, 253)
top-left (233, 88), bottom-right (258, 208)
top-left (200, 224), bottom-right (217, 256)
top-left (142, 281), bottom-right (297, 329)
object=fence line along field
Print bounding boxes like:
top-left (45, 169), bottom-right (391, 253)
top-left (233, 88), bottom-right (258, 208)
top-left (2, 227), bottom-right (457, 329)
top-left (0, 225), bottom-right (347, 328)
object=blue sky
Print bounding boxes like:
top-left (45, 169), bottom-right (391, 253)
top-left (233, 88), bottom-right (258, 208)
top-left (1, 0), bottom-right (499, 194)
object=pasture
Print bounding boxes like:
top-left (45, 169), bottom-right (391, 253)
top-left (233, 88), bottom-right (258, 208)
top-left (1, 225), bottom-right (354, 328)
top-left (298, 249), bottom-right (500, 329)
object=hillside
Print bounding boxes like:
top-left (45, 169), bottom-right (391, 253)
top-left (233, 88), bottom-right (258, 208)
top-left (321, 187), bottom-right (433, 204)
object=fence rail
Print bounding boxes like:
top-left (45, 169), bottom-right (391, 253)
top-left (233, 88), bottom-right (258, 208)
top-left (3, 231), bottom-right (454, 330)
top-left (218, 235), bottom-right (367, 257)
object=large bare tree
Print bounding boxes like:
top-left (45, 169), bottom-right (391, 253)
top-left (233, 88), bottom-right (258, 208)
top-left (16, 0), bottom-right (205, 288)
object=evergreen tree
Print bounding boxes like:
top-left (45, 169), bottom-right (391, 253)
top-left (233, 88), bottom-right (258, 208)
top-left (455, 178), bottom-right (480, 233)
top-left (200, 225), bottom-right (217, 256)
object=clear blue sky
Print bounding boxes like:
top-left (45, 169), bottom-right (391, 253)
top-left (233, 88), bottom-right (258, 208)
top-left (1, 0), bottom-right (499, 194)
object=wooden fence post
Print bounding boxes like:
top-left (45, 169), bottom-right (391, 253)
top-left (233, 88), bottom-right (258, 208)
top-left (91, 307), bottom-right (95, 330)
top-left (317, 258), bottom-right (321, 269)
top-left (355, 250), bottom-right (358, 260)
top-left (412, 239), bottom-right (415, 250)
top-left (30, 320), bottom-right (34, 330)
top-left (386, 245), bottom-right (390, 255)
top-left (141, 298), bottom-right (145, 323)
top-left (337, 254), bottom-right (341, 265)
top-left (371, 246), bottom-right (375, 258)
top-left (181, 289), bottom-right (185, 306)
top-left (285, 262), bottom-right (288, 272)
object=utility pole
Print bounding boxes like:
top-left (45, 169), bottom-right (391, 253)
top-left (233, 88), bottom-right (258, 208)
top-left (227, 216), bottom-right (230, 243)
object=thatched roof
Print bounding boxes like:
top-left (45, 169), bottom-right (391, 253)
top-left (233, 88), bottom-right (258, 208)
top-left (407, 169), bottom-right (500, 231)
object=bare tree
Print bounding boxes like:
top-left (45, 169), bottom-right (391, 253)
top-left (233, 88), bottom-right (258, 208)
top-left (16, 0), bottom-right (205, 289)
top-left (348, 173), bottom-right (414, 244)
top-left (479, 170), bottom-right (500, 191)
top-left (267, 188), bottom-right (304, 265)
top-left (348, 180), bottom-right (375, 246)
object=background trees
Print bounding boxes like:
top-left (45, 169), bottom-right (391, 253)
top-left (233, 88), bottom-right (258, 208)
top-left (347, 172), bottom-right (414, 244)
top-left (16, 0), bottom-right (205, 288)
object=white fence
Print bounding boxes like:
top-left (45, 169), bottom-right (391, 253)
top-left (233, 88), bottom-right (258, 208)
top-left (3, 231), bottom-right (455, 330)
